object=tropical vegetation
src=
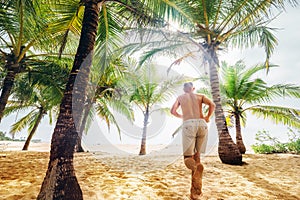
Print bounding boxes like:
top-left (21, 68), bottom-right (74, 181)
top-left (3, 60), bottom-right (70, 150)
top-left (126, 63), bottom-right (187, 155)
top-left (36, 1), bottom-right (173, 199)
top-left (199, 60), bottom-right (300, 154)
top-left (0, 0), bottom-right (298, 199)
top-left (75, 59), bottom-right (134, 152)
top-left (0, 1), bottom-right (79, 121)
top-left (128, 0), bottom-right (298, 164)
top-left (252, 129), bottom-right (300, 154)
top-left (0, 131), bottom-right (12, 141)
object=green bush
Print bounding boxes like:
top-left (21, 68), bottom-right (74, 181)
top-left (252, 144), bottom-right (275, 154)
top-left (287, 139), bottom-right (300, 154)
top-left (252, 129), bottom-right (300, 154)
top-left (273, 143), bottom-right (288, 153)
top-left (0, 131), bottom-right (12, 141)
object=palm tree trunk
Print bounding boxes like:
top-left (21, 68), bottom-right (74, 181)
top-left (235, 113), bottom-right (246, 154)
top-left (139, 106), bottom-right (149, 155)
top-left (22, 108), bottom-right (45, 151)
top-left (0, 70), bottom-right (16, 121)
top-left (75, 99), bottom-right (93, 152)
top-left (207, 48), bottom-right (242, 165)
top-left (75, 135), bottom-right (85, 153)
top-left (37, 1), bottom-right (100, 199)
top-left (75, 136), bottom-right (85, 152)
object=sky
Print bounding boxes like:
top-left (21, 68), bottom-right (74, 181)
top-left (0, 5), bottom-right (299, 153)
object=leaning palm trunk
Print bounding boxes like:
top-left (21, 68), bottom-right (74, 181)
top-left (139, 106), bottom-right (149, 155)
top-left (234, 113), bottom-right (246, 154)
top-left (207, 48), bottom-right (242, 165)
top-left (0, 47), bottom-right (26, 121)
top-left (75, 135), bottom-right (85, 153)
top-left (37, 1), bottom-right (100, 199)
top-left (75, 99), bottom-right (93, 152)
top-left (0, 71), bottom-right (17, 121)
top-left (22, 108), bottom-right (45, 151)
top-left (75, 105), bottom-right (89, 152)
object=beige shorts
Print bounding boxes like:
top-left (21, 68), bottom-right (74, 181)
top-left (182, 119), bottom-right (208, 156)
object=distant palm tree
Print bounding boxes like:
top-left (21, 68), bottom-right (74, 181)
top-left (127, 63), bottom-right (187, 155)
top-left (199, 60), bottom-right (300, 154)
top-left (3, 61), bottom-right (69, 150)
top-left (75, 61), bottom-right (134, 152)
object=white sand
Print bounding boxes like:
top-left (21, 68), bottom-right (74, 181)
top-left (0, 141), bottom-right (299, 199)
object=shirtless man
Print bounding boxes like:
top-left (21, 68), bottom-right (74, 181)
top-left (171, 82), bottom-right (215, 199)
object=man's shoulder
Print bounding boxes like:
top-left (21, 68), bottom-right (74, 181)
top-left (195, 93), bottom-right (205, 98)
top-left (177, 93), bottom-right (186, 98)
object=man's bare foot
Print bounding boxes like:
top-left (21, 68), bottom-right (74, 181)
top-left (184, 158), bottom-right (196, 171)
top-left (190, 192), bottom-right (203, 200)
top-left (191, 163), bottom-right (204, 198)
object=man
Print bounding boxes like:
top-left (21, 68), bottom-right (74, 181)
top-left (171, 82), bottom-right (215, 200)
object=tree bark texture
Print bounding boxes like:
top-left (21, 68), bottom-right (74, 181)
top-left (0, 71), bottom-right (16, 121)
top-left (37, 1), bottom-right (100, 199)
top-left (139, 107), bottom-right (149, 155)
top-left (235, 113), bottom-right (246, 154)
top-left (207, 47), bottom-right (242, 165)
top-left (75, 99), bottom-right (93, 152)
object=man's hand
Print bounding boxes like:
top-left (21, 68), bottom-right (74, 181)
top-left (204, 116), bottom-right (210, 123)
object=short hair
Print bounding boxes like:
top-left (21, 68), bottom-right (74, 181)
top-left (183, 82), bottom-right (193, 92)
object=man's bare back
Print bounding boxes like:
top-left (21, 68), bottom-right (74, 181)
top-left (171, 92), bottom-right (215, 122)
top-left (177, 93), bottom-right (205, 121)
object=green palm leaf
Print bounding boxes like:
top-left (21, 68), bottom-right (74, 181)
top-left (10, 109), bottom-right (38, 134)
top-left (250, 105), bottom-right (300, 128)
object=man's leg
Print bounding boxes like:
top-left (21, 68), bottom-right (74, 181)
top-left (181, 122), bottom-right (202, 199)
top-left (193, 152), bottom-right (200, 164)
top-left (190, 125), bottom-right (207, 199)
top-left (190, 163), bottom-right (203, 199)
top-left (184, 155), bottom-right (197, 171)
top-left (190, 151), bottom-right (203, 199)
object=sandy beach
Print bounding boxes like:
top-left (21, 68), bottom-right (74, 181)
top-left (0, 142), bottom-right (299, 200)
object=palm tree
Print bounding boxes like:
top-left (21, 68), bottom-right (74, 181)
top-left (221, 61), bottom-right (300, 153)
top-left (38, 0), bottom-right (172, 198)
top-left (126, 63), bottom-right (187, 155)
top-left (135, 0), bottom-right (298, 164)
top-left (0, 1), bottom-right (42, 120)
top-left (199, 60), bottom-right (300, 154)
top-left (0, 1), bottom-right (80, 121)
top-left (75, 60), bottom-right (134, 152)
top-left (37, 1), bottom-right (99, 198)
top-left (3, 60), bottom-right (69, 150)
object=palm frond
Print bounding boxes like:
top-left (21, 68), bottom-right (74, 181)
top-left (10, 109), bottom-right (38, 134)
top-left (150, 74), bottom-right (192, 106)
top-left (267, 84), bottom-right (300, 99)
top-left (229, 24), bottom-right (278, 69)
top-left (108, 99), bottom-right (134, 122)
top-left (81, 105), bottom-right (96, 136)
top-left (3, 102), bottom-right (31, 117)
top-left (43, 0), bottom-right (83, 54)
top-left (95, 98), bottom-right (122, 139)
top-left (250, 105), bottom-right (300, 129)
top-left (27, 109), bottom-right (44, 133)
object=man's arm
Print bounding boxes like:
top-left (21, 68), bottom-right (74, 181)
top-left (202, 95), bottom-right (215, 122)
top-left (170, 99), bottom-right (183, 119)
